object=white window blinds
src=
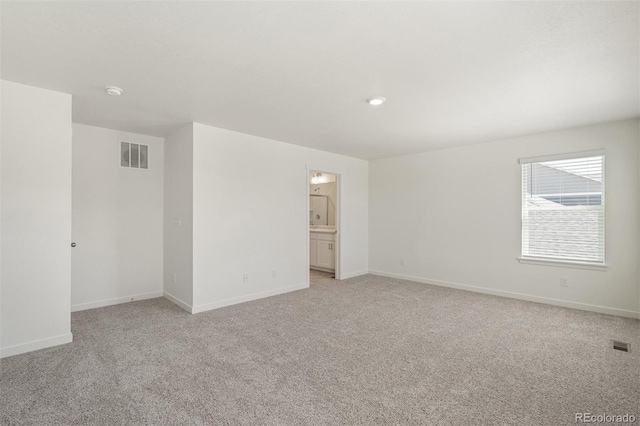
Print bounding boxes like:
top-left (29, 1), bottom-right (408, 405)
top-left (521, 152), bottom-right (605, 264)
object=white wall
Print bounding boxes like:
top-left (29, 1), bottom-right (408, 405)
top-left (1, 80), bottom-right (73, 357)
top-left (0, 76), bottom-right (3, 357)
top-left (190, 123), bottom-right (368, 313)
top-left (370, 119), bottom-right (640, 318)
top-left (71, 124), bottom-right (164, 311)
top-left (163, 124), bottom-right (194, 311)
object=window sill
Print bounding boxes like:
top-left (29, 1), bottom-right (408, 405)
top-left (517, 257), bottom-right (608, 271)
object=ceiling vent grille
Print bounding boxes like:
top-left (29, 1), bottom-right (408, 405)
top-left (121, 142), bottom-right (148, 169)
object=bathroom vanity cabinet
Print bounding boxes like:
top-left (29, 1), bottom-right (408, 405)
top-left (310, 231), bottom-right (335, 271)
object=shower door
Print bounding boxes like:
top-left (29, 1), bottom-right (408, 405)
top-left (310, 195), bottom-right (328, 225)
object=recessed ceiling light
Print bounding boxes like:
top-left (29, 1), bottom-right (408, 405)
top-left (367, 96), bottom-right (386, 106)
top-left (105, 86), bottom-right (123, 96)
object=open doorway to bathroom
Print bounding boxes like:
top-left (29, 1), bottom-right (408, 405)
top-left (308, 170), bottom-right (339, 286)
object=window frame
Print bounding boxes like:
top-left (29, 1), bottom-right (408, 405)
top-left (518, 149), bottom-right (608, 270)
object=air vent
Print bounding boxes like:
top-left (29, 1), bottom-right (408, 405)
top-left (121, 142), bottom-right (130, 167)
top-left (121, 142), bottom-right (149, 169)
top-left (612, 341), bottom-right (629, 352)
top-left (131, 143), bottom-right (139, 168)
top-left (140, 145), bottom-right (148, 169)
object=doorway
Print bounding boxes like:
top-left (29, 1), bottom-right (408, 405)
top-left (308, 170), bottom-right (339, 286)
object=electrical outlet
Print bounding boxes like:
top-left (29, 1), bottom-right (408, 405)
top-left (173, 217), bottom-right (182, 227)
top-left (560, 277), bottom-right (569, 287)
top-left (243, 273), bottom-right (249, 283)
top-left (172, 273), bottom-right (177, 284)
top-left (401, 258), bottom-right (407, 266)
top-left (272, 269), bottom-right (277, 279)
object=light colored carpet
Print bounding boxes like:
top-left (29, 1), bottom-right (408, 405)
top-left (1, 274), bottom-right (638, 425)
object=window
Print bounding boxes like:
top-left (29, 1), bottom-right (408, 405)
top-left (520, 151), bottom-right (605, 265)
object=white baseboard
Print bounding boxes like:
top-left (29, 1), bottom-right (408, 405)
top-left (192, 283), bottom-right (308, 314)
top-left (163, 291), bottom-right (193, 313)
top-left (339, 270), bottom-right (369, 280)
top-left (1, 333), bottom-right (73, 359)
top-left (71, 291), bottom-right (164, 312)
top-left (369, 270), bottom-right (640, 319)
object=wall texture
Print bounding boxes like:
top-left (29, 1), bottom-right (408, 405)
top-left (163, 124), bottom-right (194, 311)
top-left (190, 123), bottom-right (369, 313)
top-left (1, 80), bottom-right (73, 357)
top-left (370, 119), bottom-right (640, 317)
top-left (71, 124), bottom-right (164, 311)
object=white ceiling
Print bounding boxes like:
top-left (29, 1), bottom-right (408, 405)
top-left (2, 1), bottom-right (638, 160)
